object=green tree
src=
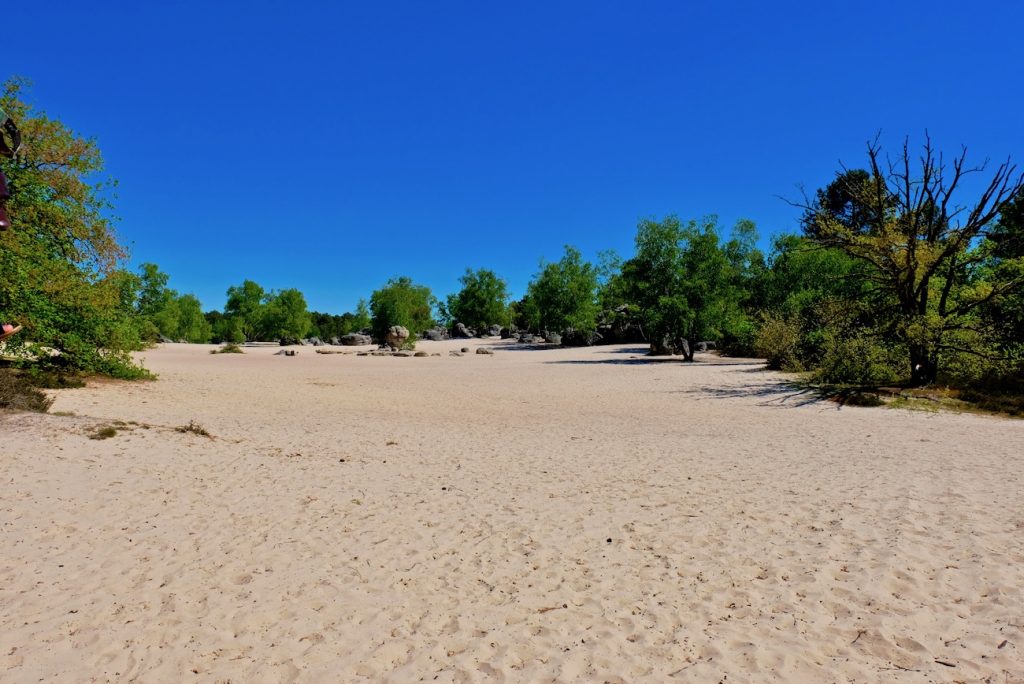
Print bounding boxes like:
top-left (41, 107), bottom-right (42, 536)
top-left (525, 246), bottom-right (599, 334)
top-left (223, 280), bottom-right (266, 341)
top-left (175, 294), bottom-right (212, 343)
top-left (262, 288), bottom-right (311, 341)
top-left (443, 268), bottom-right (509, 330)
top-left (0, 78), bottom-right (148, 377)
top-left (803, 137), bottom-right (1024, 385)
top-left (369, 277), bottom-right (435, 343)
top-left (622, 216), bottom-right (747, 360)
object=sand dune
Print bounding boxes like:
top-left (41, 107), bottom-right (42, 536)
top-left (2, 341), bottom-right (1023, 682)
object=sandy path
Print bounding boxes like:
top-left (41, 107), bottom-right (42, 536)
top-left (2, 341), bottom-right (1023, 682)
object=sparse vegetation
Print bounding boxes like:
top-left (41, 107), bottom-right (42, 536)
top-left (88, 425), bottom-right (118, 440)
top-left (211, 342), bottom-right (244, 354)
top-left (0, 369), bottom-right (53, 412)
top-left (176, 420), bottom-right (212, 437)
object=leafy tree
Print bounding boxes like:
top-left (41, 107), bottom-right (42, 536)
top-left (0, 78), bottom-right (148, 378)
top-left (223, 280), bottom-right (266, 341)
top-left (621, 216), bottom-right (747, 360)
top-left (175, 294), bottom-right (212, 343)
top-left (802, 136), bottom-right (1024, 385)
top-left (369, 277), bottom-right (435, 343)
top-left (351, 298), bottom-right (371, 332)
top-left (262, 288), bottom-right (311, 341)
top-left (443, 268), bottom-right (509, 330)
top-left (524, 246), bottom-right (599, 334)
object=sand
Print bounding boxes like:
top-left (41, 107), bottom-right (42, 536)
top-left (2, 340), bottom-right (1023, 682)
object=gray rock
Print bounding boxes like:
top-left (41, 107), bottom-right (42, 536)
top-left (561, 328), bottom-right (602, 347)
top-left (422, 327), bottom-right (448, 341)
top-left (449, 350), bottom-right (464, 357)
top-left (453, 322), bottom-right (474, 339)
top-left (544, 332), bottom-right (561, 345)
top-left (476, 347), bottom-right (494, 355)
top-left (487, 324), bottom-right (502, 337)
top-left (461, 347), bottom-right (470, 353)
top-left (394, 351), bottom-right (412, 357)
top-left (329, 337), bottom-right (341, 345)
top-left (340, 333), bottom-right (372, 346)
top-left (414, 351), bottom-right (429, 357)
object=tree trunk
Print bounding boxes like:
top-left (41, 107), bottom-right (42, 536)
top-left (909, 344), bottom-right (937, 386)
top-left (680, 338), bottom-right (694, 362)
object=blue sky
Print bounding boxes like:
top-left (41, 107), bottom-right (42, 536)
top-left (7, 1), bottom-right (1023, 313)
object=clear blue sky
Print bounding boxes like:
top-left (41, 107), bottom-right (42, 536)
top-left (7, 1), bottom-right (1023, 313)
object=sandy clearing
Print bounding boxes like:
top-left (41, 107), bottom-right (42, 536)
top-left (2, 341), bottom-right (1023, 682)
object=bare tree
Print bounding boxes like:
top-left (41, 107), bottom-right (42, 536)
top-left (803, 135), bottom-right (1024, 385)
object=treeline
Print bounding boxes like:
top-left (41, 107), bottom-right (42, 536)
top-left (2, 79), bottom-right (1022, 394)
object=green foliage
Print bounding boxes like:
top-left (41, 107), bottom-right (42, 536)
top-left (443, 268), bottom-right (509, 330)
top-left (210, 342), bottom-right (244, 354)
top-left (754, 314), bottom-right (803, 371)
top-left (223, 280), bottom-right (266, 341)
top-left (0, 78), bottom-right (149, 378)
top-left (620, 216), bottom-right (750, 359)
top-left (525, 246), bottom-right (600, 333)
top-left (262, 288), bottom-right (311, 341)
top-left (803, 138), bottom-right (1024, 385)
top-left (369, 277), bottom-right (435, 343)
top-left (811, 332), bottom-right (904, 386)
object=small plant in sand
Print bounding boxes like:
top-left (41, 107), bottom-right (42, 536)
top-left (211, 343), bottom-right (244, 354)
top-left (88, 425), bottom-right (118, 440)
top-left (176, 420), bottom-right (212, 437)
top-left (0, 370), bottom-right (54, 413)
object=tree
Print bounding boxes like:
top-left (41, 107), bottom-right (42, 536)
top-left (525, 246), bottom-right (599, 334)
top-left (621, 216), bottom-right (747, 360)
top-left (0, 78), bottom-right (148, 377)
top-left (223, 280), bottom-right (266, 342)
top-left (369, 277), bottom-right (435, 343)
top-left (443, 268), bottom-right (509, 331)
top-left (175, 294), bottom-right (212, 343)
top-left (802, 136), bottom-right (1024, 385)
top-left (262, 288), bottom-right (311, 341)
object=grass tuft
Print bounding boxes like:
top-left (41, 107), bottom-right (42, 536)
top-left (88, 425), bottom-right (118, 440)
top-left (211, 343), bottom-right (244, 354)
top-left (176, 420), bottom-right (212, 437)
top-left (0, 370), bottom-right (54, 413)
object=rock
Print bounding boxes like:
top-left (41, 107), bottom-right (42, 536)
top-left (431, 353), bottom-right (441, 357)
top-left (275, 349), bottom-right (298, 356)
top-left (544, 332), bottom-right (561, 345)
top-left (356, 351), bottom-right (370, 356)
top-left (650, 335), bottom-right (691, 357)
top-left (329, 337), bottom-right (340, 345)
top-left (449, 350), bottom-right (464, 357)
top-left (500, 327), bottom-right (516, 339)
top-left (157, 334), bottom-right (173, 343)
top-left (461, 347), bottom-right (470, 353)
top-left (453, 322), bottom-right (474, 339)
top-left (385, 326), bottom-right (410, 350)
top-left (305, 336), bottom-right (325, 347)
top-left (422, 327), bottom-right (448, 341)
top-left (340, 333), bottom-right (372, 346)
top-left (414, 351), bottom-right (429, 357)
top-left (476, 347), bottom-right (494, 355)
top-left (561, 328), bottom-right (602, 347)
top-left (518, 333), bottom-right (535, 343)
top-left (393, 351), bottom-right (412, 357)
top-left (487, 324), bottom-right (502, 337)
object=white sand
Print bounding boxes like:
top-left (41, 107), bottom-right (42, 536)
top-left (2, 340), bottom-right (1023, 682)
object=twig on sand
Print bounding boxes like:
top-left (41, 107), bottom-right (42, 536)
top-left (851, 630), bottom-right (866, 645)
top-left (934, 659), bottom-right (957, 667)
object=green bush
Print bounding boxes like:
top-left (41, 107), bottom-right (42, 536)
top-left (812, 332), bottom-right (904, 385)
top-left (369, 277), bottom-right (435, 343)
top-left (754, 314), bottom-right (803, 370)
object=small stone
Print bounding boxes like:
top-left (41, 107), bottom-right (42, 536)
top-left (476, 347), bottom-right (494, 355)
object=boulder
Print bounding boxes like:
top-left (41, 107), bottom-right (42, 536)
top-left (453, 322), bottom-right (474, 339)
top-left (305, 336), bottom-right (325, 347)
top-left (385, 326), bottom-right (410, 350)
top-left (461, 347), bottom-right (470, 353)
top-left (543, 332), bottom-right (561, 345)
top-left (487, 324), bottom-right (502, 337)
top-left (158, 334), bottom-right (174, 343)
top-left (329, 337), bottom-right (341, 345)
top-left (561, 328), bottom-right (603, 347)
top-left (476, 347), bottom-right (494, 355)
top-left (422, 327), bottom-right (448, 341)
top-left (393, 351), bottom-right (412, 357)
top-left (650, 335), bottom-right (691, 358)
top-left (500, 327), bottom-right (516, 339)
top-left (518, 333), bottom-right (536, 344)
top-left (414, 351), bottom-right (429, 357)
top-left (449, 350), bottom-right (464, 357)
top-left (340, 333), bottom-right (372, 346)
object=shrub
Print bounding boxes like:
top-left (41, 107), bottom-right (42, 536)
top-left (811, 332), bottom-right (904, 385)
top-left (211, 342), bottom-right (244, 354)
top-left (754, 314), bottom-right (803, 371)
top-left (0, 369), bottom-right (53, 412)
